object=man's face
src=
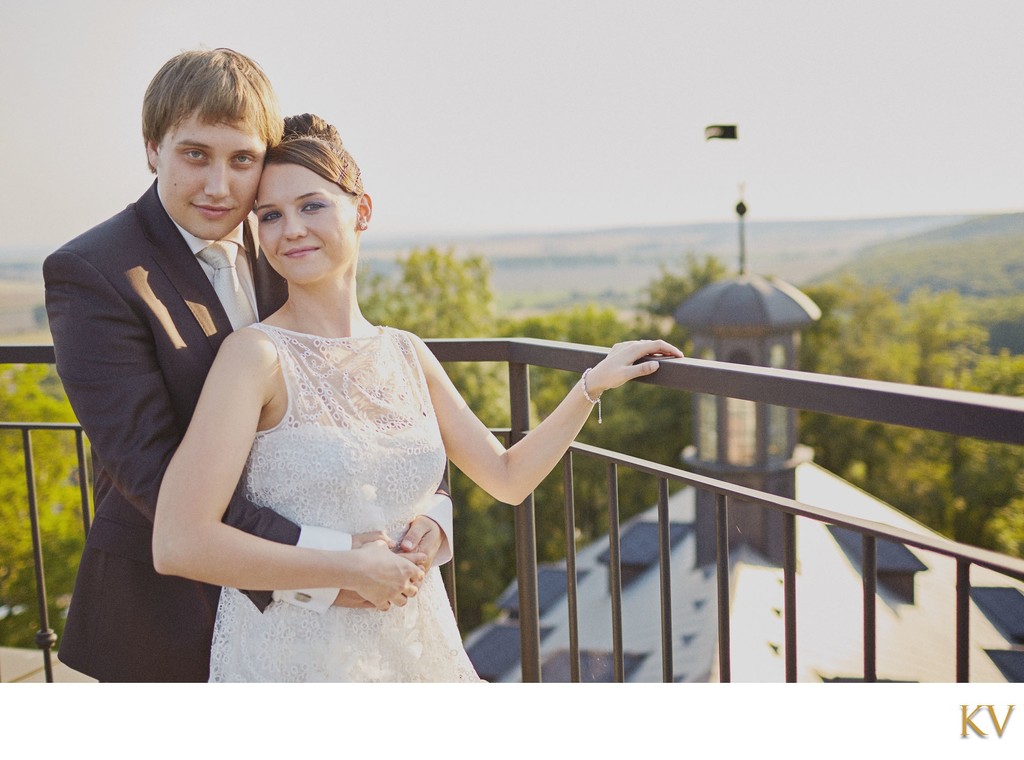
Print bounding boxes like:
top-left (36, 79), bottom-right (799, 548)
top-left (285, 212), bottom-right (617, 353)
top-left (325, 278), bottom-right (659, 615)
top-left (146, 113), bottom-right (266, 240)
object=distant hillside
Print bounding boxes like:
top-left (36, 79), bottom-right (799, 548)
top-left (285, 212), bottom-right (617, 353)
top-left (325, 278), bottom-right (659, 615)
top-left (0, 214), bottom-right (970, 293)
top-left (812, 212), bottom-right (1024, 300)
top-left (809, 212), bottom-right (1024, 354)
top-left (360, 214), bottom-right (965, 310)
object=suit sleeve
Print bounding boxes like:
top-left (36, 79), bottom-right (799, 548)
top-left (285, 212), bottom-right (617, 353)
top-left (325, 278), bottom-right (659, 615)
top-left (44, 249), bottom-right (300, 610)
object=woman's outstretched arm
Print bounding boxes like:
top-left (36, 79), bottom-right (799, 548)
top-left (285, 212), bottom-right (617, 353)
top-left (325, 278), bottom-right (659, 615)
top-left (152, 328), bottom-right (424, 610)
top-left (414, 338), bottom-right (683, 505)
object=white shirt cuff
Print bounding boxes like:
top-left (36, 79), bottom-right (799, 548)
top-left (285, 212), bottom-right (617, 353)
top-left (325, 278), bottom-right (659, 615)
top-left (423, 493), bottom-right (453, 567)
top-left (270, 525), bottom-right (350, 613)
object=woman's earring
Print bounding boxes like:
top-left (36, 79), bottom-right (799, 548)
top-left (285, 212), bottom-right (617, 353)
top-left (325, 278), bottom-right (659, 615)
top-left (357, 218), bottom-right (369, 231)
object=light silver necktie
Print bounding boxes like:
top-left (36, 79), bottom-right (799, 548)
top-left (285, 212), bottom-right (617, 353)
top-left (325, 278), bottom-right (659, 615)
top-left (197, 241), bottom-right (258, 330)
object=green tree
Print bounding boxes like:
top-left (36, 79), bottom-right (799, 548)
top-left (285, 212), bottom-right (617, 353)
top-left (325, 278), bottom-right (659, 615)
top-left (0, 364), bottom-right (85, 648)
top-left (799, 279), bottom-right (916, 492)
top-left (639, 253), bottom-right (730, 319)
top-left (636, 253), bottom-right (730, 350)
top-left (952, 351), bottom-right (1024, 551)
top-left (906, 289), bottom-right (988, 389)
top-left (800, 278), bottom-right (1024, 554)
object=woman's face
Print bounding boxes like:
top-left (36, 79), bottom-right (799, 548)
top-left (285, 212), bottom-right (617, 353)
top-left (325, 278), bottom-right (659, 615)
top-left (255, 162), bottom-right (368, 285)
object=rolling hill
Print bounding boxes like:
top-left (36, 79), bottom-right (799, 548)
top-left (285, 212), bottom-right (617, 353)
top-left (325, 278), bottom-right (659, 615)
top-left (812, 212), bottom-right (1024, 300)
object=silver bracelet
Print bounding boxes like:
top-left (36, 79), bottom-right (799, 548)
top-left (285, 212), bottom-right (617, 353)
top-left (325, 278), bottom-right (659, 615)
top-left (581, 368), bottom-right (602, 424)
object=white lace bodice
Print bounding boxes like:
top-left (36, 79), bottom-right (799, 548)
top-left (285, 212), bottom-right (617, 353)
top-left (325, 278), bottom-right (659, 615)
top-left (244, 324), bottom-right (446, 539)
top-left (209, 324), bottom-right (481, 682)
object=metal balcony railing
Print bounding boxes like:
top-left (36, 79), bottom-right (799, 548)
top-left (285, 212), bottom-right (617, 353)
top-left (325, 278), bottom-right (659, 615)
top-left (3, 339), bottom-right (1024, 683)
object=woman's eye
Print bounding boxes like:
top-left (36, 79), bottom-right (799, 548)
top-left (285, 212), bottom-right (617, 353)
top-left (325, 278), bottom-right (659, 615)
top-left (302, 202), bottom-right (326, 213)
top-left (259, 210), bottom-right (281, 223)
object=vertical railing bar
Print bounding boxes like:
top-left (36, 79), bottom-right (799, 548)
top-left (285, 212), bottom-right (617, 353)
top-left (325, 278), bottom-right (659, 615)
top-left (862, 534), bottom-right (877, 683)
top-left (956, 558), bottom-right (971, 683)
top-left (783, 511), bottom-right (798, 682)
top-left (561, 451), bottom-right (582, 683)
top-left (508, 362), bottom-right (541, 683)
top-left (657, 477), bottom-right (674, 683)
top-left (74, 429), bottom-right (92, 537)
top-left (440, 459), bottom-right (457, 623)
top-left (22, 429), bottom-right (56, 683)
top-left (606, 462), bottom-right (624, 683)
top-left (715, 492), bottom-right (731, 683)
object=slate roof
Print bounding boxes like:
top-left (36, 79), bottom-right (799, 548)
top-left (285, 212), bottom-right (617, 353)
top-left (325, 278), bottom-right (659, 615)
top-left (463, 463), bottom-right (1024, 682)
top-left (972, 587), bottom-right (1024, 644)
top-left (597, 520), bottom-right (691, 567)
top-left (827, 525), bottom-right (930, 574)
top-left (464, 621), bottom-right (553, 682)
top-left (497, 565), bottom-right (590, 618)
top-left (985, 650), bottom-right (1024, 682)
top-left (674, 273), bottom-right (821, 334)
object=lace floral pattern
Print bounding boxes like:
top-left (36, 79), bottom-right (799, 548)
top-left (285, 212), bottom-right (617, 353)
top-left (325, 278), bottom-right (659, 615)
top-left (209, 324), bottom-right (481, 682)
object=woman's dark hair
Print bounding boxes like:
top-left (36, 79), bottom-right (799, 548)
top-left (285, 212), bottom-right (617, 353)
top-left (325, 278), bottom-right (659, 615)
top-left (264, 113), bottom-right (363, 197)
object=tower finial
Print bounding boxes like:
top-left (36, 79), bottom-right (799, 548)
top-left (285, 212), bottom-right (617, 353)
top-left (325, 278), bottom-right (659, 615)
top-left (736, 183), bottom-right (747, 275)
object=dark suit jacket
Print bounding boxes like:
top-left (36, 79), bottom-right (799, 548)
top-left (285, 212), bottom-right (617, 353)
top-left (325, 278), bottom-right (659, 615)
top-left (44, 181), bottom-right (294, 682)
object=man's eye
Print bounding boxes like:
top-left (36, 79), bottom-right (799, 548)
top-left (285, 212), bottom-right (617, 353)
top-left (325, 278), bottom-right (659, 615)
top-left (235, 155), bottom-right (255, 165)
top-left (186, 150), bottom-right (204, 160)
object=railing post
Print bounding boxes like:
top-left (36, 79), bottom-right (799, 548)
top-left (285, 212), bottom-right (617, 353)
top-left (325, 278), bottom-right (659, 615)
top-left (956, 559), bottom-right (970, 683)
top-left (561, 451), bottom-right (582, 683)
top-left (715, 492), bottom-right (731, 682)
top-left (862, 534), bottom-right (877, 682)
top-left (508, 362), bottom-right (541, 682)
top-left (23, 430), bottom-right (57, 683)
top-left (607, 463), bottom-right (624, 682)
top-left (657, 478), bottom-right (674, 682)
top-left (783, 511), bottom-right (797, 682)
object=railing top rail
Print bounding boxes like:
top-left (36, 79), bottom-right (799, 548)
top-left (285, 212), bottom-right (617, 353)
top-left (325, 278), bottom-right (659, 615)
top-left (426, 337), bottom-right (1024, 446)
top-left (6, 337), bottom-right (1024, 444)
top-left (0, 422), bottom-right (82, 431)
top-left (0, 344), bottom-right (55, 364)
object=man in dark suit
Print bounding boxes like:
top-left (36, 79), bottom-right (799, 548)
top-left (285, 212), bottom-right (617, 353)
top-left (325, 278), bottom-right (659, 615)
top-left (44, 49), bottom-right (451, 682)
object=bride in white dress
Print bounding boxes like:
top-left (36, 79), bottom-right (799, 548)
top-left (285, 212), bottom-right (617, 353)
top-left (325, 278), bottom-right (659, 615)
top-left (152, 114), bottom-right (682, 682)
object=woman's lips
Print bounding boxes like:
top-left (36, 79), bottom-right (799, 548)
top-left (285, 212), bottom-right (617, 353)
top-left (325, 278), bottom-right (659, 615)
top-left (282, 246), bottom-right (317, 258)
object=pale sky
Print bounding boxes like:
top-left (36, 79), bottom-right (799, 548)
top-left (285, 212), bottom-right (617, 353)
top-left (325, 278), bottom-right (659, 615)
top-left (2, 0), bottom-right (1022, 253)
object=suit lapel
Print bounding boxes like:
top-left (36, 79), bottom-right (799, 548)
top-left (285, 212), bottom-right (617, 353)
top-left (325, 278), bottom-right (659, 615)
top-left (135, 181), bottom-right (237, 348)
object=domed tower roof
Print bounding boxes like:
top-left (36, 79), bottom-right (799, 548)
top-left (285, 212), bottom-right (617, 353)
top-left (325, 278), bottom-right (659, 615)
top-left (674, 273), bottom-right (821, 337)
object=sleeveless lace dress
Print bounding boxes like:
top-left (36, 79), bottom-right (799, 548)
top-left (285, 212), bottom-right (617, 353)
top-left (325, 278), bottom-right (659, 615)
top-left (208, 324), bottom-right (481, 682)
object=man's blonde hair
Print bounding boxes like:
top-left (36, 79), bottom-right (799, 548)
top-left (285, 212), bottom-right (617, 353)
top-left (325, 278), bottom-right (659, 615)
top-left (142, 48), bottom-right (283, 172)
